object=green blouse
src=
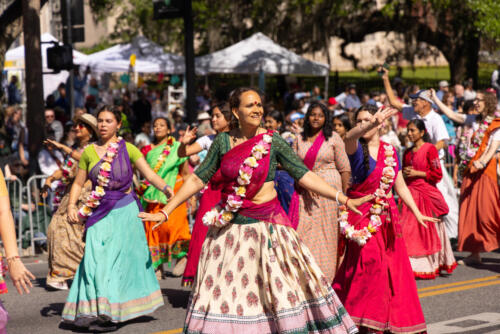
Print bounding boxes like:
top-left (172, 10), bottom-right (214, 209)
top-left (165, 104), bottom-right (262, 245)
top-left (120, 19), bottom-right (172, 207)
top-left (195, 132), bottom-right (309, 184)
top-left (79, 142), bottom-right (142, 172)
top-left (142, 141), bottom-right (187, 205)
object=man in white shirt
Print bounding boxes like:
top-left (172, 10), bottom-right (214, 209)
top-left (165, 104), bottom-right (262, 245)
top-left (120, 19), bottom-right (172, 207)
top-left (45, 109), bottom-right (64, 142)
top-left (380, 67), bottom-right (459, 238)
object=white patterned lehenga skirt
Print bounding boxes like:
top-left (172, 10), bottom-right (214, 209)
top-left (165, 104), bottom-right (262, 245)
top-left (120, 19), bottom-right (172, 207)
top-left (183, 222), bottom-right (358, 334)
top-left (437, 160), bottom-right (459, 239)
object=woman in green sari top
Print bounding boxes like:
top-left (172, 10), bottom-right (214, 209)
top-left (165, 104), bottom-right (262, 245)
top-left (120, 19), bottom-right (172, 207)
top-left (140, 117), bottom-right (191, 279)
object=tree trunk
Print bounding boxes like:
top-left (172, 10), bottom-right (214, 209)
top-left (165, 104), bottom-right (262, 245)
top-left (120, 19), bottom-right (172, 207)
top-left (22, 0), bottom-right (45, 175)
top-left (445, 34), bottom-right (480, 87)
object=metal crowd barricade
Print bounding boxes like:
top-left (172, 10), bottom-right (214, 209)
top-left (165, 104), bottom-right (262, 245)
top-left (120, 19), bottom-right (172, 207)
top-left (5, 177), bottom-right (24, 254)
top-left (26, 175), bottom-right (51, 256)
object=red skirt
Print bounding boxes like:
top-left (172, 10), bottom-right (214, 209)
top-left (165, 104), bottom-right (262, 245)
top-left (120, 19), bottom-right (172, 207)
top-left (401, 180), bottom-right (448, 257)
top-left (333, 213), bottom-right (426, 333)
top-left (181, 186), bottom-right (221, 286)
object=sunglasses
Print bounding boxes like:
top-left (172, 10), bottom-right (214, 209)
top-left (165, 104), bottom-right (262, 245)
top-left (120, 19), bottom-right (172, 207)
top-left (74, 123), bottom-right (86, 129)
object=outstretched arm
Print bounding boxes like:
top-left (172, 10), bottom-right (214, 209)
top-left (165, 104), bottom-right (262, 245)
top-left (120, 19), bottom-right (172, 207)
top-left (138, 174), bottom-right (205, 226)
top-left (0, 179), bottom-right (35, 294)
top-left (134, 156), bottom-right (173, 197)
top-left (430, 89), bottom-right (465, 124)
top-left (380, 67), bottom-right (404, 111)
top-left (297, 171), bottom-right (372, 214)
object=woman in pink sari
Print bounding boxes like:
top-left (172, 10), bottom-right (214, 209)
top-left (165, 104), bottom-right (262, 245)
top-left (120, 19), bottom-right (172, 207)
top-left (333, 104), bottom-right (439, 334)
top-left (291, 101), bottom-right (351, 281)
top-left (140, 87), bottom-right (374, 333)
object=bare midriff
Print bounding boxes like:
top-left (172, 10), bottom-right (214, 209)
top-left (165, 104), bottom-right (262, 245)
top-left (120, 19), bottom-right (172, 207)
top-left (250, 181), bottom-right (277, 204)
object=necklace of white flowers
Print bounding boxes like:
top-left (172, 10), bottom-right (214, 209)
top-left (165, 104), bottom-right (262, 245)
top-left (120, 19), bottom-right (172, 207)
top-left (78, 138), bottom-right (121, 219)
top-left (338, 144), bottom-right (396, 246)
top-left (202, 133), bottom-right (273, 227)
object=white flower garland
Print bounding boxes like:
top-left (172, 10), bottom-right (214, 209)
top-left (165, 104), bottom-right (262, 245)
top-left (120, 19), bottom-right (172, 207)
top-left (338, 144), bottom-right (396, 246)
top-left (202, 134), bottom-right (273, 227)
top-left (78, 138), bottom-right (122, 219)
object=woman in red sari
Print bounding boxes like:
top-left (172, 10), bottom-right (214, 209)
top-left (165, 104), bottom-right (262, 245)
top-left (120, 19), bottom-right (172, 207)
top-left (333, 104), bottom-right (439, 334)
top-left (401, 119), bottom-right (456, 279)
top-left (140, 87), bottom-right (375, 333)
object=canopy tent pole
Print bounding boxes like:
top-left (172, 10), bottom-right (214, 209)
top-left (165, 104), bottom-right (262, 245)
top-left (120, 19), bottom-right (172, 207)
top-left (324, 74), bottom-right (329, 99)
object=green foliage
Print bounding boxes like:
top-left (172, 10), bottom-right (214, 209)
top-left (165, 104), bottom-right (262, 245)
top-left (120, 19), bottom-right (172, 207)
top-left (78, 39), bottom-right (115, 55)
top-left (468, 0), bottom-right (500, 42)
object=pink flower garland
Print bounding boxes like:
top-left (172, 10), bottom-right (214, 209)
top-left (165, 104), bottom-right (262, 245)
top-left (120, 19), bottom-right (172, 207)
top-left (338, 144), bottom-right (396, 246)
top-left (457, 112), bottom-right (500, 176)
top-left (202, 133), bottom-right (273, 227)
top-left (78, 138), bottom-right (121, 219)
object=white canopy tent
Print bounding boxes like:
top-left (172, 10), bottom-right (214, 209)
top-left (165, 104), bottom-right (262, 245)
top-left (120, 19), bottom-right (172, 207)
top-left (5, 33), bottom-right (89, 98)
top-left (78, 36), bottom-right (186, 74)
top-left (196, 32), bottom-right (329, 77)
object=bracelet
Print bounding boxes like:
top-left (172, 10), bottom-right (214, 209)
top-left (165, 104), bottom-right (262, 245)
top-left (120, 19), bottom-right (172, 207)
top-left (159, 210), bottom-right (169, 221)
top-left (345, 198), bottom-right (350, 208)
top-left (6, 256), bottom-right (20, 264)
top-left (335, 191), bottom-right (342, 205)
top-left (162, 185), bottom-right (170, 194)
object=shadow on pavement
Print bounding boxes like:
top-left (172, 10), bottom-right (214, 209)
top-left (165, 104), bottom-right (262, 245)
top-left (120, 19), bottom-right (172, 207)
top-left (162, 288), bottom-right (190, 309)
top-left (40, 302), bottom-right (64, 317)
top-left (58, 316), bottom-right (157, 333)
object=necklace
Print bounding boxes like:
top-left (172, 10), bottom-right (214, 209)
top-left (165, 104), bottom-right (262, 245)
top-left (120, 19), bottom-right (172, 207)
top-left (78, 137), bottom-right (122, 219)
top-left (338, 144), bottom-right (397, 246)
top-left (203, 132), bottom-right (273, 227)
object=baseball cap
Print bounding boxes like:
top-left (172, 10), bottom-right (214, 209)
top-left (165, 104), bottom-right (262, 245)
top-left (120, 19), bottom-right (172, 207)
top-left (439, 80), bottom-right (449, 88)
top-left (290, 112), bottom-right (305, 122)
top-left (197, 112), bottom-right (211, 121)
top-left (409, 90), bottom-right (433, 104)
top-left (328, 97), bottom-right (338, 106)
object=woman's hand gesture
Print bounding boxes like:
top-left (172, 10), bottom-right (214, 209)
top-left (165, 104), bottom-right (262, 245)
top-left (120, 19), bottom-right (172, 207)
top-left (181, 126), bottom-right (198, 145)
top-left (8, 258), bottom-right (35, 295)
top-left (414, 213), bottom-right (440, 228)
top-left (138, 212), bottom-right (168, 230)
top-left (372, 106), bottom-right (398, 127)
top-left (346, 195), bottom-right (375, 215)
top-left (378, 66), bottom-right (389, 80)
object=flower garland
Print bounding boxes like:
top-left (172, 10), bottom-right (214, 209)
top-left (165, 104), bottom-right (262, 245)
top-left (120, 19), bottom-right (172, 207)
top-left (338, 144), bottom-right (396, 246)
top-left (78, 138), bottom-right (121, 219)
top-left (139, 137), bottom-right (175, 193)
top-left (202, 133), bottom-right (273, 227)
top-left (457, 112), bottom-right (500, 176)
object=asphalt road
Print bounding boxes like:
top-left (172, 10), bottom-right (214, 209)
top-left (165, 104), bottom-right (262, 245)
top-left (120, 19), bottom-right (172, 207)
top-left (2, 250), bottom-right (500, 334)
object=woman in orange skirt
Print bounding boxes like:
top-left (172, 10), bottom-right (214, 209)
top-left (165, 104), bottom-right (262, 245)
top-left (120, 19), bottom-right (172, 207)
top-left (141, 117), bottom-right (191, 278)
top-left (458, 114), bottom-right (500, 264)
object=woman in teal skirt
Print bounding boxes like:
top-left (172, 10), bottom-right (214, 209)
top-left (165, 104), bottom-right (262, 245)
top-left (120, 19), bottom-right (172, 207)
top-left (64, 106), bottom-right (174, 332)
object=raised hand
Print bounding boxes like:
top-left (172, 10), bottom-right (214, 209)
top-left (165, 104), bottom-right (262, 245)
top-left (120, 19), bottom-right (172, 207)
top-left (44, 139), bottom-right (62, 150)
top-left (372, 106), bottom-right (398, 127)
top-left (429, 88), bottom-right (437, 101)
top-left (378, 66), bottom-right (389, 80)
top-left (181, 126), bottom-right (198, 145)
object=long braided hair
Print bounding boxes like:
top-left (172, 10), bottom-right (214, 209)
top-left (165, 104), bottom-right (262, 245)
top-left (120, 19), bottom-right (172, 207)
top-left (354, 104), bottom-right (379, 173)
